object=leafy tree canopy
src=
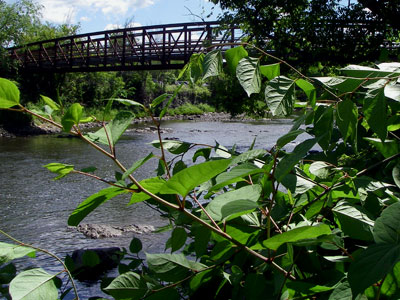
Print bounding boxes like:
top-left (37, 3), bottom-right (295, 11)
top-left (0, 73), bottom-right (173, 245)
top-left (211, 0), bottom-right (400, 64)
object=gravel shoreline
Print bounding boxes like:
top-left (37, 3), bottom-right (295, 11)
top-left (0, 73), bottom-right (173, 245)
top-left (0, 112), bottom-right (260, 138)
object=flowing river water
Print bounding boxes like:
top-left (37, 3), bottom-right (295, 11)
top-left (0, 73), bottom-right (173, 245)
top-left (0, 119), bottom-right (300, 299)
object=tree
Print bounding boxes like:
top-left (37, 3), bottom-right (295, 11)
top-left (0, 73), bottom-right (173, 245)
top-left (211, 0), bottom-right (398, 64)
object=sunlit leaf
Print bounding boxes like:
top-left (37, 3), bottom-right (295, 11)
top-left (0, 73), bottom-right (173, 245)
top-left (363, 88), bottom-right (387, 142)
top-left (0, 78), bottom-right (20, 108)
top-left (61, 103), bottom-right (83, 132)
top-left (0, 243), bottom-right (35, 265)
top-left (225, 46), bottom-right (248, 75)
top-left (150, 94), bottom-right (168, 109)
top-left (309, 161), bottom-right (331, 179)
top-left (236, 57), bottom-right (261, 97)
top-left (295, 79), bottom-right (316, 106)
top-left (104, 272), bottom-right (148, 299)
top-left (40, 95), bottom-right (59, 111)
top-left (260, 63), bottom-right (280, 80)
top-left (9, 268), bottom-right (58, 300)
top-left (203, 50), bottom-right (223, 80)
top-left (150, 140), bottom-right (191, 155)
top-left (68, 187), bottom-right (128, 226)
top-left (265, 76), bottom-right (296, 116)
top-left (43, 162), bottom-right (74, 180)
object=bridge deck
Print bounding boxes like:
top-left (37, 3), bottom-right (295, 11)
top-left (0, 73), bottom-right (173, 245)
top-left (8, 22), bottom-right (242, 72)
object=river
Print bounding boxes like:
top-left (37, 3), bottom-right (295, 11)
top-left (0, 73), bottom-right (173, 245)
top-left (0, 119), bottom-right (299, 299)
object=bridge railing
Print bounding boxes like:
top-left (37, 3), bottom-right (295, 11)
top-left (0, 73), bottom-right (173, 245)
top-left (8, 22), bottom-right (243, 72)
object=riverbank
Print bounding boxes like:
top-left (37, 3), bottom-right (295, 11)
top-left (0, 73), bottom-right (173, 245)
top-left (0, 112), bottom-right (261, 137)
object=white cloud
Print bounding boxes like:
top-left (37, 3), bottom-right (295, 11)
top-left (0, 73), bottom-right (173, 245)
top-left (80, 16), bottom-right (90, 22)
top-left (104, 22), bottom-right (142, 30)
top-left (38, 0), bottom-right (154, 23)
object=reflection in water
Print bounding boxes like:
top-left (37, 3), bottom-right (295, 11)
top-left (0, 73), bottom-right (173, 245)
top-left (0, 119), bottom-right (299, 298)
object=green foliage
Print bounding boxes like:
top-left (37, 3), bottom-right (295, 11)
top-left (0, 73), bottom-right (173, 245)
top-left (1, 45), bottom-right (400, 300)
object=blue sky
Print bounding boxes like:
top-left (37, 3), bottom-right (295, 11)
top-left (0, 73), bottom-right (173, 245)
top-left (6, 0), bottom-right (222, 34)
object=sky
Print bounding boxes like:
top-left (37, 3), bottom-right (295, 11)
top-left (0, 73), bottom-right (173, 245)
top-left (5, 0), bottom-right (223, 34)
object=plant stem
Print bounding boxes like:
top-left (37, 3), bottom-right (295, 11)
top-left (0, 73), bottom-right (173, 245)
top-left (0, 229), bottom-right (79, 300)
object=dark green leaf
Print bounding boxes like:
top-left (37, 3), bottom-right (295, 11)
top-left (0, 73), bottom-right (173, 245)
top-left (393, 164), bottom-right (400, 189)
top-left (341, 64), bottom-right (400, 78)
top-left (313, 76), bottom-right (364, 93)
top-left (172, 160), bottom-right (187, 175)
top-left (0, 78), bottom-right (20, 108)
top-left (203, 50), bottom-right (223, 80)
top-left (192, 148), bottom-right (211, 162)
top-left (265, 76), bottom-right (296, 116)
top-left (281, 173), bottom-right (316, 194)
top-left (150, 94), bottom-right (168, 109)
top-left (236, 57), bottom-right (261, 97)
top-left (146, 253), bottom-right (206, 282)
top-left (171, 228), bottom-right (187, 252)
top-left (363, 88), bottom-right (387, 142)
top-left (0, 242), bottom-right (35, 265)
top-left (80, 166), bottom-right (97, 173)
top-left (260, 63), bottom-right (280, 80)
top-left (313, 105), bottom-right (334, 151)
top-left (332, 201), bottom-right (374, 241)
top-left (206, 184), bottom-right (261, 221)
top-left (364, 138), bottom-right (399, 158)
top-left (276, 129), bottom-right (305, 149)
top-left (260, 224), bottom-right (331, 250)
top-left (129, 238), bottom-right (143, 253)
top-left (336, 98), bottom-right (358, 143)
top-left (122, 153), bottom-right (155, 180)
top-left (104, 272), bottom-right (148, 299)
top-left (348, 244), bottom-right (400, 296)
top-left (225, 46), bottom-right (248, 75)
top-left (9, 268), bottom-right (58, 300)
top-left (68, 187), bottom-right (128, 226)
top-left (161, 159), bottom-right (232, 197)
top-left (85, 111), bottom-right (135, 146)
top-left (296, 79), bottom-right (316, 107)
top-left (275, 138), bottom-right (318, 182)
top-left (61, 103), bottom-right (83, 132)
top-left (43, 163), bottom-right (74, 180)
top-left (374, 202), bottom-right (400, 244)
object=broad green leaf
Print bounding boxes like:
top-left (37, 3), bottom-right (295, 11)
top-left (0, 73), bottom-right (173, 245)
top-left (122, 153), bottom-right (155, 180)
top-left (364, 138), bottom-right (399, 158)
top-left (43, 163), bottom-right (74, 180)
top-left (188, 53), bottom-right (204, 84)
top-left (336, 98), bottom-right (358, 143)
top-left (85, 111), bottom-right (135, 146)
top-left (363, 88), bottom-right (387, 141)
top-left (265, 76), bottom-right (296, 116)
top-left (231, 149), bottom-right (267, 164)
top-left (61, 103), bottom-right (83, 132)
top-left (225, 46), bottom-right (248, 75)
top-left (171, 228), bottom-right (187, 252)
top-left (159, 84), bottom-right (182, 119)
top-left (341, 64), bottom-right (400, 78)
top-left (108, 98), bottom-right (144, 108)
top-left (236, 57), bottom-right (261, 97)
top-left (276, 129), bottom-right (305, 149)
top-left (9, 268), bottom-right (58, 300)
top-left (0, 243), bottom-right (35, 265)
top-left (192, 148), bottom-right (211, 162)
top-left (208, 162), bottom-right (264, 193)
top-left (104, 272), bottom-right (148, 299)
top-left (150, 140), bottom-right (191, 155)
top-left (332, 201), bottom-right (374, 241)
top-left (129, 238), bottom-right (142, 253)
top-left (68, 187), bottom-right (128, 226)
top-left (203, 50), bottom-right (223, 80)
top-left (150, 94), bottom-right (168, 109)
top-left (206, 184), bottom-right (262, 221)
top-left (190, 269), bottom-right (214, 292)
top-left (260, 224), bottom-right (331, 250)
top-left (128, 177), bottom-right (166, 205)
top-left (275, 138), bottom-right (318, 182)
top-left (374, 202), bottom-right (400, 244)
top-left (313, 105), bottom-right (334, 150)
top-left (40, 95), bottom-right (59, 111)
top-left (0, 78), bottom-right (20, 108)
top-left (260, 63), bottom-right (280, 80)
top-left (385, 83), bottom-right (400, 102)
top-left (281, 173), bottom-right (316, 194)
top-left (309, 161), bottom-right (331, 179)
top-left (286, 281), bottom-right (333, 296)
top-left (313, 76), bottom-right (364, 93)
top-left (378, 261), bottom-right (400, 298)
top-left (295, 79), bottom-right (316, 106)
top-left (393, 164), bottom-right (400, 189)
top-left (348, 244), bottom-right (400, 296)
top-left (146, 253), bottom-right (206, 282)
top-left (161, 159), bottom-right (232, 197)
